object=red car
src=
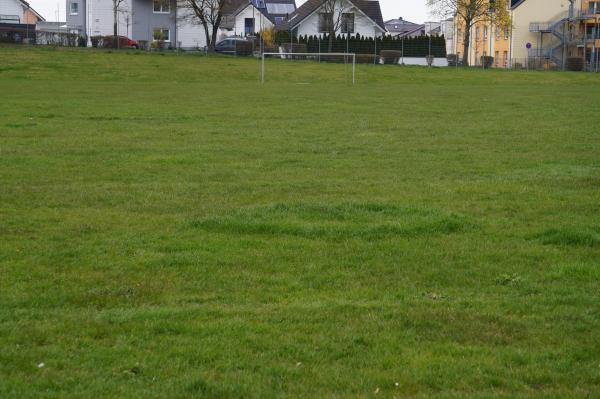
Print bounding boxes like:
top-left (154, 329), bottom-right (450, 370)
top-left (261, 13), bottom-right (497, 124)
top-left (101, 36), bottom-right (139, 49)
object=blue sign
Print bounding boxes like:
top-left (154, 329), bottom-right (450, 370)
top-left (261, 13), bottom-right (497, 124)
top-left (526, 42), bottom-right (532, 49)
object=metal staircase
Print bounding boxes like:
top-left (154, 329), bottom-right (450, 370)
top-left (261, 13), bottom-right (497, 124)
top-left (529, 11), bottom-right (570, 67)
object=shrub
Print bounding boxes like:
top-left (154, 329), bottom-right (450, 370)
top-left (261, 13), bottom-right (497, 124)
top-left (90, 36), bottom-right (101, 48)
top-left (233, 40), bottom-right (254, 56)
top-left (567, 57), bottom-right (584, 71)
top-left (426, 54), bottom-right (435, 66)
top-left (261, 27), bottom-right (276, 48)
top-left (281, 43), bottom-right (307, 53)
top-left (447, 54), bottom-right (458, 66)
top-left (356, 54), bottom-right (379, 64)
top-left (481, 56), bottom-right (494, 69)
top-left (380, 50), bottom-right (401, 65)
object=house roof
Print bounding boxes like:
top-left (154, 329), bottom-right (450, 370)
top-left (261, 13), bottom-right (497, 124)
top-left (511, 0), bottom-right (526, 8)
top-left (283, 0), bottom-right (386, 32)
top-left (19, 0), bottom-right (46, 22)
top-left (222, 0), bottom-right (296, 29)
top-left (384, 17), bottom-right (422, 34)
top-left (255, 0), bottom-right (296, 24)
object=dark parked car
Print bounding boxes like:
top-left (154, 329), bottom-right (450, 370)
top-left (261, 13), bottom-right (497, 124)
top-left (214, 37), bottom-right (253, 56)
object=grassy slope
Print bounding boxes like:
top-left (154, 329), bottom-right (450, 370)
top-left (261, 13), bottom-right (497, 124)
top-left (0, 46), bottom-right (599, 398)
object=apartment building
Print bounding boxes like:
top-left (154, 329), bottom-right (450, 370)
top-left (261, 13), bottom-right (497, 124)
top-left (453, 0), bottom-right (600, 69)
top-left (452, 0), bottom-right (512, 67)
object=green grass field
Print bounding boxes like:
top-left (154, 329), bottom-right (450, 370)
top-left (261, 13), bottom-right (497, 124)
top-left (1, 46), bottom-right (599, 398)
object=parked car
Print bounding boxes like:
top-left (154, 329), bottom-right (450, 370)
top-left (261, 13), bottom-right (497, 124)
top-left (214, 37), bottom-right (253, 56)
top-left (100, 35), bottom-right (139, 49)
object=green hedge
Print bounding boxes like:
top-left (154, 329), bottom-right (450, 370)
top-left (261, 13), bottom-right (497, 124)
top-left (271, 32), bottom-right (446, 57)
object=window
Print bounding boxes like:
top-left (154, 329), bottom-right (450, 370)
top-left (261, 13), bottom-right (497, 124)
top-left (341, 13), bottom-right (354, 34)
top-left (153, 28), bottom-right (170, 41)
top-left (318, 13), bottom-right (332, 33)
top-left (586, 24), bottom-right (597, 37)
top-left (70, 2), bottom-right (79, 15)
top-left (483, 26), bottom-right (488, 40)
top-left (244, 18), bottom-right (254, 35)
top-left (496, 25), bottom-right (501, 39)
top-left (589, 1), bottom-right (600, 14)
top-left (503, 50), bottom-right (508, 67)
top-left (475, 26), bottom-right (480, 40)
top-left (504, 27), bottom-right (509, 40)
top-left (495, 51), bottom-right (499, 66)
top-left (153, 0), bottom-right (170, 13)
top-left (274, 16), bottom-right (285, 25)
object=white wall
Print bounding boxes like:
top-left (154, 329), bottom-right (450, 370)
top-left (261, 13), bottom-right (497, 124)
top-left (176, 7), bottom-right (209, 49)
top-left (294, 0), bottom-right (384, 38)
top-left (401, 57), bottom-right (448, 67)
top-left (88, 0), bottom-right (131, 37)
top-left (0, 0), bottom-right (24, 20)
top-left (226, 4), bottom-right (273, 36)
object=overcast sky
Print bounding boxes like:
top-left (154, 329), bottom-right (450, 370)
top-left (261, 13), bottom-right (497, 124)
top-left (28, 0), bottom-right (430, 24)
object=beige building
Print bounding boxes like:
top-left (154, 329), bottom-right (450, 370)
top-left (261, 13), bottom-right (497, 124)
top-left (453, 0), bottom-right (600, 70)
top-left (511, 0), bottom-right (574, 65)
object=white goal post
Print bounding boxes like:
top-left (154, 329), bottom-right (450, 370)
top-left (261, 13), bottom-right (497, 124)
top-left (261, 53), bottom-right (356, 85)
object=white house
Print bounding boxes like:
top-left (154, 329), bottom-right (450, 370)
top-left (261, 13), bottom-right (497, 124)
top-left (178, 0), bottom-right (295, 49)
top-left (283, 0), bottom-right (386, 38)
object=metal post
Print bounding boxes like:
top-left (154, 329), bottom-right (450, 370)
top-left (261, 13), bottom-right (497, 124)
top-left (401, 36), bottom-right (404, 65)
top-left (595, 17), bottom-right (599, 72)
top-left (352, 54), bottom-right (355, 85)
top-left (429, 33), bottom-right (432, 68)
top-left (596, 17), bottom-right (599, 72)
top-left (261, 53), bottom-right (265, 83)
top-left (490, 23), bottom-right (493, 68)
top-left (374, 33), bottom-right (377, 65)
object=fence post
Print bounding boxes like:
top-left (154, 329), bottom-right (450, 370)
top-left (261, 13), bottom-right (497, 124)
top-left (401, 36), bottom-right (404, 65)
top-left (374, 35), bottom-right (377, 65)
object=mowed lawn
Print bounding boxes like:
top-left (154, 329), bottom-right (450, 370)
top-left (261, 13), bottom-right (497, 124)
top-left (1, 46), bottom-right (599, 398)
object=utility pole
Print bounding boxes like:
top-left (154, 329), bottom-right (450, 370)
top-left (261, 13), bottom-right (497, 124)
top-left (564, 0), bottom-right (575, 70)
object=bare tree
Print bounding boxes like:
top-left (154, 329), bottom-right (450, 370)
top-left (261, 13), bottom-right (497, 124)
top-left (426, 0), bottom-right (510, 66)
top-left (321, 0), bottom-right (352, 52)
top-left (112, 0), bottom-right (127, 46)
top-left (178, 0), bottom-right (234, 52)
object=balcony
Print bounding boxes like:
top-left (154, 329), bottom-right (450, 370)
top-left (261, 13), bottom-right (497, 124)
top-left (530, 22), bottom-right (550, 33)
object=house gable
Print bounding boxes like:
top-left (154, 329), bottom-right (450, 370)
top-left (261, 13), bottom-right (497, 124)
top-left (286, 0), bottom-right (385, 34)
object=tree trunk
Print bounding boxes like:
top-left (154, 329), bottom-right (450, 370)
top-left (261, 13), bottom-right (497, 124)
top-left (210, 24), bottom-right (219, 52)
top-left (113, 7), bottom-right (118, 48)
top-left (462, 26), bottom-right (471, 66)
top-left (328, 31), bottom-right (334, 52)
top-left (202, 22), bottom-right (212, 52)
